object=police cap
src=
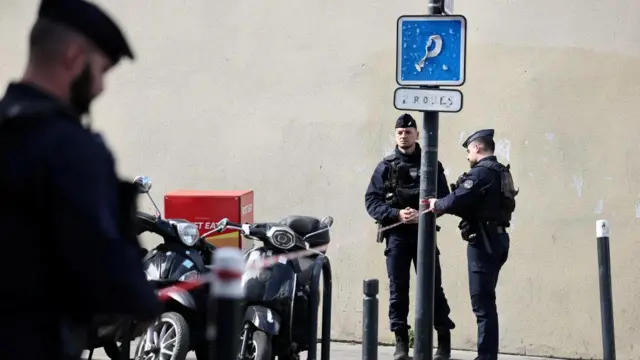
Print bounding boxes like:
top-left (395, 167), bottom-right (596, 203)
top-left (37, 0), bottom-right (134, 64)
top-left (462, 129), bottom-right (494, 148)
top-left (395, 113), bottom-right (417, 129)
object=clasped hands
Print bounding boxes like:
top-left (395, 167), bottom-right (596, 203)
top-left (398, 207), bottom-right (419, 224)
top-left (398, 198), bottom-right (440, 224)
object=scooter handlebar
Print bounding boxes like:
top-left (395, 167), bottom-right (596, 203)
top-left (213, 219), bottom-right (267, 239)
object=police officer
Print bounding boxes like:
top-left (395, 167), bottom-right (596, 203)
top-left (365, 114), bottom-right (455, 360)
top-left (426, 129), bottom-right (518, 360)
top-left (0, 1), bottom-right (161, 359)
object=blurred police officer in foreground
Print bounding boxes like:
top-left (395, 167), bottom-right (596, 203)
top-left (427, 129), bottom-right (518, 360)
top-left (365, 114), bottom-right (455, 360)
top-left (0, 1), bottom-right (161, 359)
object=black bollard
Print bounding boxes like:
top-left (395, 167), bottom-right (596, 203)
top-left (596, 220), bottom-right (616, 360)
top-left (362, 279), bottom-right (379, 360)
top-left (211, 248), bottom-right (246, 360)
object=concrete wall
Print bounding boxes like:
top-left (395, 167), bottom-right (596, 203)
top-left (2, 0), bottom-right (640, 358)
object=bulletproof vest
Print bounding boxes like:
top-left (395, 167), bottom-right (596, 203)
top-left (476, 161), bottom-right (519, 224)
top-left (383, 154), bottom-right (421, 209)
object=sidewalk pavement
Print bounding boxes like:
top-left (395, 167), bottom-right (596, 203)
top-left (84, 341), bottom-right (567, 360)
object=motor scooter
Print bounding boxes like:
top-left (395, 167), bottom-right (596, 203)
top-left (212, 215), bottom-right (334, 360)
top-left (85, 176), bottom-right (215, 360)
top-left (131, 175), bottom-right (216, 360)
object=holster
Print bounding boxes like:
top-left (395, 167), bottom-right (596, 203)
top-left (459, 220), bottom-right (495, 256)
top-left (375, 222), bottom-right (385, 243)
top-left (458, 220), bottom-right (473, 242)
top-left (477, 222), bottom-right (494, 256)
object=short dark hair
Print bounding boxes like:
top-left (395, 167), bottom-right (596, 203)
top-left (473, 137), bottom-right (495, 152)
top-left (28, 19), bottom-right (83, 65)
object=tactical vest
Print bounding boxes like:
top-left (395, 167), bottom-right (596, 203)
top-left (476, 161), bottom-right (518, 225)
top-left (383, 153), bottom-right (421, 209)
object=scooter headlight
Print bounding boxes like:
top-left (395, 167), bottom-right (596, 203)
top-left (176, 223), bottom-right (200, 246)
top-left (271, 230), bottom-right (295, 250)
top-left (179, 270), bottom-right (199, 282)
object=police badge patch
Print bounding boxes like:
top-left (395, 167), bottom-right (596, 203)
top-left (409, 168), bottom-right (418, 179)
top-left (463, 179), bottom-right (474, 189)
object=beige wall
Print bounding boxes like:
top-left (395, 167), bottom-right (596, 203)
top-left (2, 0), bottom-right (640, 358)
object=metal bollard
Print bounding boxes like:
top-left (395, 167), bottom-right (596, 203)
top-left (210, 248), bottom-right (246, 360)
top-left (596, 220), bottom-right (616, 360)
top-left (362, 279), bottom-right (379, 360)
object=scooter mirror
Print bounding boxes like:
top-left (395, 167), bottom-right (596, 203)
top-left (216, 219), bottom-right (229, 232)
top-left (133, 175), bottom-right (153, 194)
top-left (320, 216), bottom-right (334, 227)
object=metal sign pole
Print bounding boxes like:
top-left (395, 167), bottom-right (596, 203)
top-left (414, 1), bottom-right (443, 359)
top-left (394, 1), bottom-right (465, 360)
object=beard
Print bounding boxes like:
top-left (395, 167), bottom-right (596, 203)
top-left (468, 159), bottom-right (478, 168)
top-left (69, 63), bottom-right (94, 115)
top-left (397, 140), bottom-right (415, 150)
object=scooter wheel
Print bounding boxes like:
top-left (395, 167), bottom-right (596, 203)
top-left (134, 312), bottom-right (190, 360)
top-left (249, 330), bottom-right (272, 360)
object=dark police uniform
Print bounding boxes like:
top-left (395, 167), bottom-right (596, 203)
top-left (365, 114), bottom-right (455, 360)
top-left (432, 129), bottom-right (518, 360)
top-left (0, 1), bottom-right (161, 360)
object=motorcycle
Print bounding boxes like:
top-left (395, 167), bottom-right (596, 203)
top-left (212, 215), bottom-right (334, 360)
top-left (131, 175), bottom-right (216, 360)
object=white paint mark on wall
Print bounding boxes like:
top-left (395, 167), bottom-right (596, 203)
top-left (572, 175), bottom-right (584, 198)
top-left (528, 172), bottom-right (535, 178)
top-left (495, 139), bottom-right (511, 162)
top-left (382, 134), bottom-right (395, 157)
top-left (444, 168), bottom-right (450, 177)
top-left (545, 133), bottom-right (555, 141)
top-left (594, 199), bottom-right (603, 214)
top-left (635, 200), bottom-right (640, 218)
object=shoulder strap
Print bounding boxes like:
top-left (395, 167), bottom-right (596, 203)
top-left (383, 153), bottom-right (397, 162)
top-left (382, 154), bottom-right (400, 191)
top-left (475, 161), bottom-right (504, 173)
top-left (0, 101), bottom-right (72, 129)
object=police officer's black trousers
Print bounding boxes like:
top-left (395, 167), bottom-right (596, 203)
top-left (385, 230), bottom-right (454, 332)
top-left (467, 232), bottom-right (510, 360)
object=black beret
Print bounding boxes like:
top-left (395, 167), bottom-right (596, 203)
top-left (395, 113), bottom-right (417, 129)
top-left (462, 129), bottom-right (495, 148)
top-left (38, 0), bottom-right (134, 64)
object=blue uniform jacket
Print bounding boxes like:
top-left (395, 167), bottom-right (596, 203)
top-left (0, 83), bottom-right (162, 359)
top-left (434, 156), bottom-right (501, 219)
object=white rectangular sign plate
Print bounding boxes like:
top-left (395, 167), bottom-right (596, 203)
top-left (393, 87), bottom-right (463, 112)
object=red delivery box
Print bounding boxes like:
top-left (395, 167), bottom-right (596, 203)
top-left (164, 190), bottom-right (254, 251)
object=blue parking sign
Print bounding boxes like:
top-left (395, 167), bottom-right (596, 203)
top-left (396, 15), bottom-right (467, 86)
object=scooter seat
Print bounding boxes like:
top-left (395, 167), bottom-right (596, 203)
top-left (279, 215), bottom-right (323, 237)
top-left (279, 215), bottom-right (331, 248)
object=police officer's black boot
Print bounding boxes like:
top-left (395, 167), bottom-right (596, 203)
top-left (393, 328), bottom-right (409, 360)
top-left (434, 330), bottom-right (451, 360)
